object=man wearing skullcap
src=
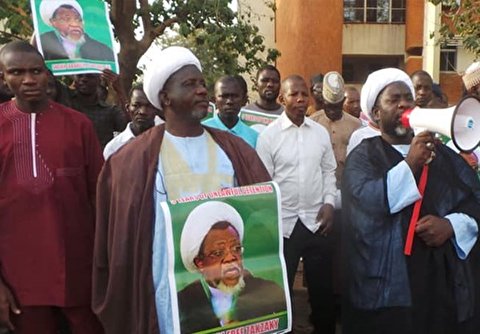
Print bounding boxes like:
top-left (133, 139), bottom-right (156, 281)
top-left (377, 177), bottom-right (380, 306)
top-left (346, 68), bottom-right (403, 155)
top-left (310, 72), bottom-right (361, 315)
top-left (38, 0), bottom-right (114, 61)
top-left (463, 61), bottom-right (480, 98)
top-left (176, 201), bottom-right (286, 333)
top-left (342, 68), bottom-right (480, 333)
top-left (310, 71), bottom-right (361, 192)
top-left (93, 46), bottom-right (271, 334)
top-left (0, 40), bottom-right (104, 333)
top-left (257, 75), bottom-right (338, 333)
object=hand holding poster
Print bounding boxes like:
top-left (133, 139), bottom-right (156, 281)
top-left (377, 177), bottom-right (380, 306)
top-left (239, 109), bottom-right (280, 133)
top-left (162, 182), bottom-right (291, 334)
top-left (31, 0), bottom-right (118, 75)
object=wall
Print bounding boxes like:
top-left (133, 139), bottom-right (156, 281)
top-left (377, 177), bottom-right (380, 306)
top-left (343, 24), bottom-right (405, 55)
top-left (275, 0), bottom-right (343, 82)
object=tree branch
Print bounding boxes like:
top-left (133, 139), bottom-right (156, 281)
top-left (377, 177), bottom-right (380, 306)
top-left (152, 17), bottom-right (179, 39)
top-left (0, 31), bottom-right (24, 41)
top-left (138, 0), bottom-right (151, 35)
top-left (7, 4), bottom-right (29, 17)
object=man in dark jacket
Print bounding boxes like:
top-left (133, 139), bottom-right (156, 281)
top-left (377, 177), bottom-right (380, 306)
top-left (342, 68), bottom-right (480, 334)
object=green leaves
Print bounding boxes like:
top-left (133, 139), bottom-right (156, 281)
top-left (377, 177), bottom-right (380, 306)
top-left (428, 0), bottom-right (480, 59)
top-left (0, 0), bottom-right (33, 44)
top-left (0, 0), bottom-right (279, 95)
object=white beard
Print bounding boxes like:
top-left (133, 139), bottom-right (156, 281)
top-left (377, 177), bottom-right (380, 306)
top-left (191, 109), bottom-right (207, 120)
top-left (215, 275), bottom-right (245, 295)
top-left (394, 125), bottom-right (408, 136)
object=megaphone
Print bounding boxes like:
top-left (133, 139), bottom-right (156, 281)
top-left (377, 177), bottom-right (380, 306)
top-left (401, 96), bottom-right (480, 152)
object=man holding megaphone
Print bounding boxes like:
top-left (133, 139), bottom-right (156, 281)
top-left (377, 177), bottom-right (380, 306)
top-left (342, 68), bottom-right (480, 334)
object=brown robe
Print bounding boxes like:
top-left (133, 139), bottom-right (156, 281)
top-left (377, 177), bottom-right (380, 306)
top-left (92, 124), bottom-right (271, 334)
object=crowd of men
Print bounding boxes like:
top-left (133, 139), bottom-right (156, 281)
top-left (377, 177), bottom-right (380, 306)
top-left (1, 35), bottom-right (480, 334)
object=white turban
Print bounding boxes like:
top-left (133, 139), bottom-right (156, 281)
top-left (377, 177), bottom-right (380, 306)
top-left (39, 0), bottom-right (83, 26)
top-left (361, 68), bottom-right (415, 121)
top-left (143, 46), bottom-right (202, 110)
top-left (462, 61), bottom-right (480, 91)
top-left (180, 201), bottom-right (244, 273)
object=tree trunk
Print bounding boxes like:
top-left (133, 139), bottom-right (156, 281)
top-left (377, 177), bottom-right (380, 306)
top-left (118, 42), bottom-right (147, 94)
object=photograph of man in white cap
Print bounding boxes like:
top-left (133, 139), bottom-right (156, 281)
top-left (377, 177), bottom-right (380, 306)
top-left (37, 0), bottom-right (114, 61)
top-left (177, 201), bottom-right (287, 333)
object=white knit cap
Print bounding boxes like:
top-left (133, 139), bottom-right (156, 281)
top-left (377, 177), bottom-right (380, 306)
top-left (180, 201), bottom-right (244, 273)
top-left (39, 0), bottom-right (83, 26)
top-left (462, 62), bottom-right (480, 91)
top-left (143, 46), bottom-right (202, 110)
top-left (361, 68), bottom-right (415, 121)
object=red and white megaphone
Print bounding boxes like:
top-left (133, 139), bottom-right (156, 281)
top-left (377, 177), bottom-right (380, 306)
top-left (401, 96), bottom-right (480, 152)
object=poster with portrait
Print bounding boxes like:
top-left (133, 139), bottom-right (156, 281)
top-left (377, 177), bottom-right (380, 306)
top-left (162, 182), bottom-right (291, 334)
top-left (30, 0), bottom-right (118, 75)
top-left (239, 108), bottom-right (279, 133)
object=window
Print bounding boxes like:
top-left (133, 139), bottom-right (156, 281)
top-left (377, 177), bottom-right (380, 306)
top-left (440, 45), bottom-right (457, 72)
top-left (344, 0), bottom-right (405, 23)
top-left (342, 55), bottom-right (403, 84)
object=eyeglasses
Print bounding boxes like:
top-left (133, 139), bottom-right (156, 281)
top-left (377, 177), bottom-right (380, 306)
top-left (205, 245), bottom-right (243, 261)
top-left (53, 17), bottom-right (83, 24)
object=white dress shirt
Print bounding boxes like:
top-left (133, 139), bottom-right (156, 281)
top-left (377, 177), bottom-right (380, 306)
top-left (256, 112), bottom-right (337, 237)
top-left (103, 123), bottom-right (136, 159)
top-left (103, 117), bottom-right (164, 159)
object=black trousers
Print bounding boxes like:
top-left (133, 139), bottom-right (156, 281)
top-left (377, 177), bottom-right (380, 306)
top-left (284, 219), bottom-right (335, 334)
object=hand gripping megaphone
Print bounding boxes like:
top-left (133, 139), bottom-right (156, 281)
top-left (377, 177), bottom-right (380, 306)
top-left (401, 96), bottom-right (480, 152)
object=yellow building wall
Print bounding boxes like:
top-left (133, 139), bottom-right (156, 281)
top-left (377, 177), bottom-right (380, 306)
top-left (343, 24), bottom-right (405, 55)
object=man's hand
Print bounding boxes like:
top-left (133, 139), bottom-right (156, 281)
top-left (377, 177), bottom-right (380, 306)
top-left (316, 203), bottom-right (335, 236)
top-left (0, 281), bottom-right (20, 331)
top-left (101, 69), bottom-right (120, 87)
top-left (415, 215), bottom-right (454, 247)
top-left (405, 131), bottom-right (436, 174)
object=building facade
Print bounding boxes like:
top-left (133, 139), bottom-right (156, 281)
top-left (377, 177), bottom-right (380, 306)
top-left (241, 0), bottom-right (475, 104)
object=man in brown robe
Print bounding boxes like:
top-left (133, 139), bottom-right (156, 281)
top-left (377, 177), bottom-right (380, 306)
top-left (92, 46), bottom-right (270, 334)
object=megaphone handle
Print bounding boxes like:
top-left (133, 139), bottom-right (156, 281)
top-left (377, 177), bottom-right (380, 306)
top-left (404, 164), bottom-right (429, 256)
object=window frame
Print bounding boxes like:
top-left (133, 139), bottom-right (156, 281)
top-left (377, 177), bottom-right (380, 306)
top-left (344, 0), bottom-right (406, 24)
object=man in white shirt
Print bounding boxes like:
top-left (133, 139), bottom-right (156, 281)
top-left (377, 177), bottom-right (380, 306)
top-left (256, 75), bottom-right (337, 334)
top-left (103, 83), bottom-right (158, 159)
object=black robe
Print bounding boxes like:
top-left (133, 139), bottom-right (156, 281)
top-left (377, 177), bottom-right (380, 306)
top-left (342, 137), bottom-right (480, 334)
